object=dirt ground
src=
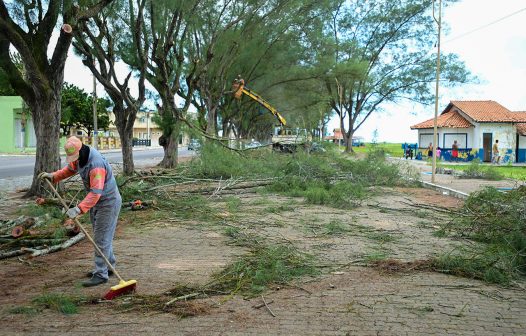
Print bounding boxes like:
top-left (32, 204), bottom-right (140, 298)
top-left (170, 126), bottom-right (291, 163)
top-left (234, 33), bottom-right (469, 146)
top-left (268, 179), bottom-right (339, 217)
top-left (1, 185), bottom-right (525, 335)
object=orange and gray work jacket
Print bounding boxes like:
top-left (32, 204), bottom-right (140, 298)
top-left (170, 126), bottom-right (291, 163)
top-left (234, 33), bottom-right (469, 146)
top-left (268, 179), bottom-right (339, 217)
top-left (53, 147), bottom-right (119, 214)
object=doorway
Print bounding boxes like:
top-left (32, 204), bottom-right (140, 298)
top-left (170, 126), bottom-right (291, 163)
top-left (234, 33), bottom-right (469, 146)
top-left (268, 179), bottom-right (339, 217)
top-left (516, 133), bottom-right (520, 163)
top-left (482, 133), bottom-right (492, 162)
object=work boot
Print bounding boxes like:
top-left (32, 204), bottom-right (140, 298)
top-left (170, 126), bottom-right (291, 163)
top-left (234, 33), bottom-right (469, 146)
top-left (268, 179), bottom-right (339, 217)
top-left (82, 275), bottom-right (108, 287)
top-left (85, 270), bottom-right (114, 278)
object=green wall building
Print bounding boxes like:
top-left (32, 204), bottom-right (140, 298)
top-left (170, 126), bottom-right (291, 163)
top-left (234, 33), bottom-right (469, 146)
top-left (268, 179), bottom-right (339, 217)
top-left (0, 96), bottom-right (36, 153)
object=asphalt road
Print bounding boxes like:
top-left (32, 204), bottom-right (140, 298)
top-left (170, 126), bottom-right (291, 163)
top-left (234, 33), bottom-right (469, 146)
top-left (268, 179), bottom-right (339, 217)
top-left (0, 147), bottom-right (193, 180)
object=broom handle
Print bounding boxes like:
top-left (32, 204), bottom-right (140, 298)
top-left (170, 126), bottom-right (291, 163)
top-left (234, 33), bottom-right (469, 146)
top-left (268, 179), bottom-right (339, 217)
top-left (44, 179), bottom-right (125, 283)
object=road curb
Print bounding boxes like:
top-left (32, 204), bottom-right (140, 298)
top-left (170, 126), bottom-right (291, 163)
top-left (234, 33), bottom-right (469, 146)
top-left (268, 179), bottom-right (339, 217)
top-left (419, 180), bottom-right (469, 199)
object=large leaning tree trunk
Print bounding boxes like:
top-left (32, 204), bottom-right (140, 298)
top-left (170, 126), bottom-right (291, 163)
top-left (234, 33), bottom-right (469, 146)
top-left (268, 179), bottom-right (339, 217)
top-left (73, 0), bottom-right (147, 175)
top-left (0, 0), bottom-right (113, 196)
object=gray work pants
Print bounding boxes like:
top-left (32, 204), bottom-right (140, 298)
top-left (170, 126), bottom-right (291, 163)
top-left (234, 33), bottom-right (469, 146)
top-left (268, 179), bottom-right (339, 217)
top-left (89, 193), bottom-right (122, 279)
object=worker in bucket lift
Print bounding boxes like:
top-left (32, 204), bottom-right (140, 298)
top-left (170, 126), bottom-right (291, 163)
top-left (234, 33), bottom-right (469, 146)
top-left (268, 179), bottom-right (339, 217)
top-left (38, 136), bottom-right (122, 287)
top-left (232, 75), bottom-right (245, 99)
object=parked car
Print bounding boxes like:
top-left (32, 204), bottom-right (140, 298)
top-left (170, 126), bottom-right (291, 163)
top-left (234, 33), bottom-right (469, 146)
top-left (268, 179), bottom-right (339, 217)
top-left (188, 139), bottom-right (201, 151)
top-left (246, 140), bottom-right (262, 149)
top-left (309, 142), bottom-right (326, 153)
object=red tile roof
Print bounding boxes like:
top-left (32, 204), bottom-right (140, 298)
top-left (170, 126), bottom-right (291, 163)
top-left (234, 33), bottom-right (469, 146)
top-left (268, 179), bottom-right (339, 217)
top-left (410, 110), bottom-right (473, 129)
top-left (512, 112), bottom-right (526, 122)
top-left (516, 123), bottom-right (526, 136)
top-left (448, 100), bottom-right (522, 122)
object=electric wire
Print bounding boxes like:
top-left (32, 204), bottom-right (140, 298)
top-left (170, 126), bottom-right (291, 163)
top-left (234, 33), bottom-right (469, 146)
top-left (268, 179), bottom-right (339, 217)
top-left (445, 6), bottom-right (526, 43)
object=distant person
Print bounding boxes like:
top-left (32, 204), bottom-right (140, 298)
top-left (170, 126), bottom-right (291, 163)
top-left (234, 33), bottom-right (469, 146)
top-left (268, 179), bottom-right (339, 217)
top-left (405, 147), bottom-right (413, 160)
top-left (427, 142), bottom-right (433, 158)
top-left (436, 147), bottom-right (442, 160)
top-left (452, 140), bottom-right (459, 161)
top-left (492, 139), bottom-right (501, 164)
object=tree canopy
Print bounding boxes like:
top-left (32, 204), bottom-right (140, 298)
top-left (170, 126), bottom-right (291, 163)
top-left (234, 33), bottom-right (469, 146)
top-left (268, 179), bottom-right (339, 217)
top-left (61, 83), bottom-right (111, 137)
top-left (1, 0), bottom-right (473, 178)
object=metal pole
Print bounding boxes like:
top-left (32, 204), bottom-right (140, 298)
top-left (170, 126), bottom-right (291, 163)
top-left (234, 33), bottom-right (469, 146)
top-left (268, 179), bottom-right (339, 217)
top-left (92, 65), bottom-right (98, 149)
top-left (431, 0), bottom-right (442, 183)
top-left (147, 111), bottom-right (150, 145)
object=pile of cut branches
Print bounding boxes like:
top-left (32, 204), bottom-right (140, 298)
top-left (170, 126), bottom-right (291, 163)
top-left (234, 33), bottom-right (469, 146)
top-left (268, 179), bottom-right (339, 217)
top-left (0, 215), bottom-right (84, 260)
top-left (436, 186), bottom-right (526, 284)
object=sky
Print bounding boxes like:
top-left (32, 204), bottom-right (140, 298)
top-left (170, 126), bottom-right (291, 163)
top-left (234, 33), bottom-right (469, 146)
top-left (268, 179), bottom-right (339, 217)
top-left (61, 0), bottom-right (526, 143)
top-left (326, 0), bottom-right (526, 143)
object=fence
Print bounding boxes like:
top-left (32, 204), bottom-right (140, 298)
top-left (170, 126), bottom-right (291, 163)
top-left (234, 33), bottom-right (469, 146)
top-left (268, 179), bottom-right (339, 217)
top-left (77, 136), bottom-right (121, 150)
top-left (132, 139), bottom-right (151, 147)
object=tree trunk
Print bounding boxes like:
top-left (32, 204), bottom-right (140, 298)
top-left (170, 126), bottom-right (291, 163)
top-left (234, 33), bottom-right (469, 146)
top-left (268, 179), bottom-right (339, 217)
top-left (344, 129), bottom-right (355, 153)
top-left (206, 103), bottom-right (217, 135)
top-left (120, 131), bottom-right (134, 175)
top-left (115, 107), bottom-right (136, 175)
top-left (27, 96), bottom-right (62, 197)
top-left (159, 125), bottom-right (180, 168)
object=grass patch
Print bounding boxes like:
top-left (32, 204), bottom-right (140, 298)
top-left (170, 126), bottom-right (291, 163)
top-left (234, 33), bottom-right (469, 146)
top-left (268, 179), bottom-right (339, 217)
top-left (352, 143), bottom-right (404, 157)
top-left (414, 210), bottom-right (428, 218)
top-left (365, 231), bottom-right (396, 243)
top-left (223, 226), bottom-right (258, 247)
top-left (439, 162), bottom-right (526, 181)
top-left (438, 160), bottom-right (504, 180)
top-left (31, 293), bottom-right (83, 315)
top-left (459, 160), bottom-right (504, 180)
top-left (364, 250), bottom-right (389, 262)
top-left (212, 244), bottom-right (319, 296)
top-left (432, 229), bottom-right (447, 238)
top-left (225, 196), bottom-right (242, 213)
top-left (323, 220), bottom-right (349, 235)
top-left (8, 306), bottom-right (40, 315)
top-left (263, 204), bottom-right (294, 214)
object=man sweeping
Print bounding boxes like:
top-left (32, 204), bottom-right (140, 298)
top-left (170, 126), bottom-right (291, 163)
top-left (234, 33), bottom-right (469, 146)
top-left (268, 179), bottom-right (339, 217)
top-left (38, 136), bottom-right (122, 287)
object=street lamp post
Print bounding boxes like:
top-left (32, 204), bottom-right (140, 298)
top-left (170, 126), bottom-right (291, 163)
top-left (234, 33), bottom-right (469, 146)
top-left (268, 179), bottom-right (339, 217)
top-left (431, 0), bottom-right (442, 184)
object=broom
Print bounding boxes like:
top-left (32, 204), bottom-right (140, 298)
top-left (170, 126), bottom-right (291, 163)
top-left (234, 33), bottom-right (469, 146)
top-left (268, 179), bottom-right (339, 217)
top-left (44, 179), bottom-right (137, 300)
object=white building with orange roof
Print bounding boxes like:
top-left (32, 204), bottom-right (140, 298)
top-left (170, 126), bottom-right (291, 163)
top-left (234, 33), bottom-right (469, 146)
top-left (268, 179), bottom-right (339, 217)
top-left (411, 101), bottom-right (526, 163)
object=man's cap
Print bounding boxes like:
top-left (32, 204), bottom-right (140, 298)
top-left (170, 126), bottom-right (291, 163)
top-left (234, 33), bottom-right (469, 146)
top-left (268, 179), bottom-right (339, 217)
top-left (65, 136), bottom-right (83, 163)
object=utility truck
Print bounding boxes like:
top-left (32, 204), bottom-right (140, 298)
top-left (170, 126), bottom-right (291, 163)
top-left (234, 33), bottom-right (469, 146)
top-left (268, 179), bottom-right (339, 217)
top-left (232, 76), bottom-right (314, 152)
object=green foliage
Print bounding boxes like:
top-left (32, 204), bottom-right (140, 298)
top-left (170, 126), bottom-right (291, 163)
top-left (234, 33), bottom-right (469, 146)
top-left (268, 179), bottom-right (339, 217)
top-left (31, 293), bottom-right (82, 315)
top-left (61, 83), bottom-right (112, 136)
top-left (182, 141), bottom-right (402, 209)
top-left (213, 244), bottom-right (319, 296)
top-left (18, 204), bottom-right (63, 219)
top-left (436, 186), bottom-right (526, 284)
top-left (432, 248), bottom-right (513, 285)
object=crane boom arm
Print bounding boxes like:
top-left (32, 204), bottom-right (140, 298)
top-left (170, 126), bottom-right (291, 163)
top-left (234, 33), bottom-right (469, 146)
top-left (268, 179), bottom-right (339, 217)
top-left (235, 87), bottom-right (287, 126)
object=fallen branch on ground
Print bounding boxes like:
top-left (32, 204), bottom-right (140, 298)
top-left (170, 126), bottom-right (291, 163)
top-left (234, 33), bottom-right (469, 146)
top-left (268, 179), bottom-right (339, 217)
top-left (21, 232), bottom-right (85, 258)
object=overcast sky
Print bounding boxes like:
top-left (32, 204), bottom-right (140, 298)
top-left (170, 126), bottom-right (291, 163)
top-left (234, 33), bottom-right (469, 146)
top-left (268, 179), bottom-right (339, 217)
top-left (62, 0), bottom-right (526, 143)
top-left (329, 0), bottom-right (526, 143)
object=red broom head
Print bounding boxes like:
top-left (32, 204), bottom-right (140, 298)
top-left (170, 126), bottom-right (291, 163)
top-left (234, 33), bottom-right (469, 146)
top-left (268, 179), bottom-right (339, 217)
top-left (103, 280), bottom-right (137, 300)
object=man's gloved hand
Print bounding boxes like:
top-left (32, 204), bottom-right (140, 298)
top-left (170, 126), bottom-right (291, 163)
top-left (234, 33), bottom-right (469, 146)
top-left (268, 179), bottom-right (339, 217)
top-left (38, 172), bottom-right (54, 181)
top-left (64, 206), bottom-right (81, 219)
